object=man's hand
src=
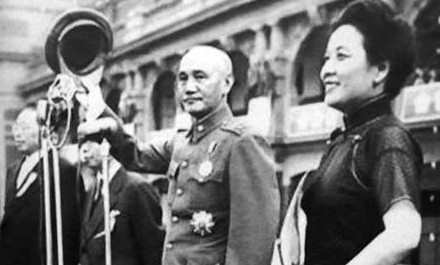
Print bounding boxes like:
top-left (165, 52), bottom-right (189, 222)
top-left (75, 65), bottom-right (106, 121)
top-left (77, 118), bottom-right (118, 138)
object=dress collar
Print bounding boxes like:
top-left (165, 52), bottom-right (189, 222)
top-left (344, 94), bottom-right (392, 132)
top-left (187, 103), bottom-right (233, 142)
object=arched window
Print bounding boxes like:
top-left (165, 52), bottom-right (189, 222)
top-left (152, 71), bottom-right (176, 130)
top-left (293, 24), bottom-right (330, 105)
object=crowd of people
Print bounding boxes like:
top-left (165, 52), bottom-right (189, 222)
top-left (0, 0), bottom-right (424, 265)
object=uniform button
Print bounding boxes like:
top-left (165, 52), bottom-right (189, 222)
top-left (165, 243), bottom-right (173, 249)
top-left (197, 125), bottom-right (204, 132)
top-left (181, 161), bottom-right (188, 168)
top-left (172, 216), bottom-right (179, 223)
top-left (176, 188), bottom-right (183, 196)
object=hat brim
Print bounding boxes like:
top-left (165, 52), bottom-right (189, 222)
top-left (45, 8), bottom-right (113, 74)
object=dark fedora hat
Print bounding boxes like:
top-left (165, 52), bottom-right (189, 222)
top-left (45, 8), bottom-right (113, 74)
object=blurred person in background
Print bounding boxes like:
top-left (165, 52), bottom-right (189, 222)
top-left (78, 134), bottom-right (164, 265)
top-left (0, 103), bottom-right (81, 265)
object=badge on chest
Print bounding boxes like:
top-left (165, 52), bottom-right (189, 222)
top-left (196, 141), bottom-right (219, 182)
top-left (198, 160), bottom-right (213, 179)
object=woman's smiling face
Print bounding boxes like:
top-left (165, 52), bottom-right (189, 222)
top-left (320, 24), bottom-right (382, 113)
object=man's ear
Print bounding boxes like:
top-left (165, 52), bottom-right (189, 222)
top-left (222, 74), bottom-right (234, 96)
top-left (373, 61), bottom-right (390, 88)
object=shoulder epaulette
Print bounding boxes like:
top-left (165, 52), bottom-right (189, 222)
top-left (220, 119), bottom-right (248, 136)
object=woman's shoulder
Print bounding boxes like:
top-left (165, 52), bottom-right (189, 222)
top-left (364, 115), bottom-right (421, 157)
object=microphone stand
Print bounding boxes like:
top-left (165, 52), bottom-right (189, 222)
top-left (52, 143), bottom-right (64, 265)
top-left (41, 49), bottom-right (108, 265)
top-left (38, 101), bottom-right (65, 265)
top-left (100, 139), bottom-right (112, 265)
top-left (40, 124), bottom-right (53, 265)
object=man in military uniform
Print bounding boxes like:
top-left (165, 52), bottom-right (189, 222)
top-left (78, 45), bottom-right (280, 265)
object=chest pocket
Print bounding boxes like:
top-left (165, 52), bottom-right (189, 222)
top-left (185, 139), bottom-right (227, 184)
top-left (188, 159), bottom-right (225, 184)
top-left (166, 161), bottom-right (180, 205)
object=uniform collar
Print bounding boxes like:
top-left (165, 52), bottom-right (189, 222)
top-left (187, 103), bottom-right (233, 142)
top-left (344, 94), bottom-right (392, 132)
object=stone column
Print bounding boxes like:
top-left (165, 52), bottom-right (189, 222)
top-left (143, 61), bottom-right (162, 134)
top-left (246, 25), bottom-right (273, 136)
top-left (131, 68), bottom-right (147, 137)
top-left (252, 25), bottom-right (267, 62)
top-left (132, 68), bottom-right (145, 121)
top-left (124, 70), bottom-right (132, 92)
top-left (219, 35), bottom-right (237, 51)
top-left (305, 2), bottom-right (322, 26)
top-left (133, 68), bottom-right (143, 92)
top-left (267, 20), bottom-right (288, 141)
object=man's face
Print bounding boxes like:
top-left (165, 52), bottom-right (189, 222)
top-left (177, 47), bottom-right (233, 119)
top-left (79, 140), bottom-right (103, 170)
top-left (13, 109), bottom-right (39, 155)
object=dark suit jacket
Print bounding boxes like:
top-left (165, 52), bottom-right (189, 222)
top-left (0, 154), bottom-right (82, 265)
top-left (80, 167), bottom-right (164, 265)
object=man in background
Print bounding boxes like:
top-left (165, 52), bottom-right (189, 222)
top-left (0, 103), bottom-right (81, 265)
top-left (78, 134), bottom-right (164, 265)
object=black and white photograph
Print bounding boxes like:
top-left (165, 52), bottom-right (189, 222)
top-left (0, 0), bottom-right (439, 264)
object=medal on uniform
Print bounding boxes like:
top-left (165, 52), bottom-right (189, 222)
top-left (190, 211), bottom-right (215, 236)
top-left (198, 160), bottom-right (213, 180)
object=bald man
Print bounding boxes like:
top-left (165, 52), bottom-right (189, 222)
top-left (0, 104), bottom-right (82, 265)
top-left (78, 46), bottom-right (280, 265)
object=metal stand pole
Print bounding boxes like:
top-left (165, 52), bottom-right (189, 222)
top-left (52, 146), bottom-right (64, 265)
top-left (38, 100), bottom-right (64, 265)
top-left (41, 128), bottom-right (53, 265)
top-left (101, 139), bottom-right (112, 265)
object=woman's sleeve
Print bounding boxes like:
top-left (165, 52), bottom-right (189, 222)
top-left (368, 126), bottom-right (422, 215)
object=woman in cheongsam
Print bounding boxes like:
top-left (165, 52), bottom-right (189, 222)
top-left (302, 1), bottom-right (423, 264)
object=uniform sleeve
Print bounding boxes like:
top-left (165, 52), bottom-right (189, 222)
top-left (108, 131), bottom-right (172, 174)
top-left (127, 180), bottom-right (165, 265)
top-left (369, 126), bottom-right (422, 215)
top-left (95, 105), bottom-right (172, 174)
top-left (96, 107), bottom-right (172, 174)
top-left (225, 134), bottom-right (280, 265)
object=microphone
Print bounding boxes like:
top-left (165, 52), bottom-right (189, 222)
top-left (77, 117), bottom-right (118, 138)
top-left (47, 74), bottom-right (82, 104)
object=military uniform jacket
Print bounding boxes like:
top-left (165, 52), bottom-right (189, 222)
top-left (107, 103), bottom-right (280, 265)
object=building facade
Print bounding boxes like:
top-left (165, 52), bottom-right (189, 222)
top-left (0, 0), bottom-right (77, 219)
top-left (11, 0), bottom-right (440, 263)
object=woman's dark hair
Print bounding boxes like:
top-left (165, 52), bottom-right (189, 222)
top-left (331, 0), bottom-right (416, 98)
